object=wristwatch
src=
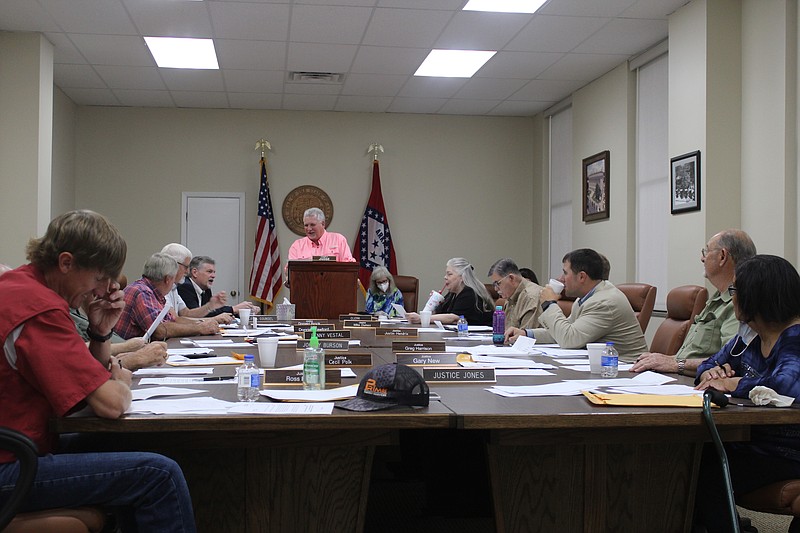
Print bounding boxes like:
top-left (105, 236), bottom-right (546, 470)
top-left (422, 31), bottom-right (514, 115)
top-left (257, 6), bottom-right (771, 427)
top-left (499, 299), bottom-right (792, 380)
top-left (541, 300), bottom-right (557, 311)
top-left (86, 326), bottom-right (113, 342)
top-left (677, 358), bottom-right (686, 376)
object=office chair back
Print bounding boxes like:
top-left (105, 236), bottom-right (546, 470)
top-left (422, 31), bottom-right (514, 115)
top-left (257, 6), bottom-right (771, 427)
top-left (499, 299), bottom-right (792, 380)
top-left (616, 283), bottom-right (657, 333)
top-left (649, 285), bottom-right (708, 355)
top-left (393, 275), bottom-right (419, 313)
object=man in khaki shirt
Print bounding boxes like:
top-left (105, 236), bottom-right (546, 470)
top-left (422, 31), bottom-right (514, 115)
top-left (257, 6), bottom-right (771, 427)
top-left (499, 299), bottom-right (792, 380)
top-left (631, 229), bottom-right (756, 376)
top-left (487, 259), bottom-right (544, 330)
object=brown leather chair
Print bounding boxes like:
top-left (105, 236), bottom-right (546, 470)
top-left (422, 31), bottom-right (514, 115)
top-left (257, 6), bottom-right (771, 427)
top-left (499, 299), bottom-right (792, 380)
top-left (616, 283), bottom-right (657, 332)
top-left (484, 284), bottom-right (506, 307)
top-left (393, 275), bottom-right (419, 313)
top-left (648, 285), bottom-right (708, 355)
top-left (737, 480), bottom-right (800, 532)
top-left (0, 427), bottom-right (105, 533)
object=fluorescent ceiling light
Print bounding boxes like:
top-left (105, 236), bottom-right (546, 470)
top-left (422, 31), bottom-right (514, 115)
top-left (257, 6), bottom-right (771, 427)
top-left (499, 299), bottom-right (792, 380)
top-left (463, 0), bottom-right (546, 14)
top-left (144, 37), bottom-right (219, 69)
top-left (414, 49), bottom-right (496, 78)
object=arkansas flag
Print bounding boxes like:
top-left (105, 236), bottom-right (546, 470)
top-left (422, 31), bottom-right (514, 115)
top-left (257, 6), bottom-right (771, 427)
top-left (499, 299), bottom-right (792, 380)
top-left (355, 159), bottom-right (397, 289)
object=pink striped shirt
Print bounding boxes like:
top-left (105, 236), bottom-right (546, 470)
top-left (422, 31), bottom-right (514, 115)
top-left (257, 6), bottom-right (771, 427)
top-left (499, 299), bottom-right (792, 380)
top-left (287, 231), bottom-right (355, 263)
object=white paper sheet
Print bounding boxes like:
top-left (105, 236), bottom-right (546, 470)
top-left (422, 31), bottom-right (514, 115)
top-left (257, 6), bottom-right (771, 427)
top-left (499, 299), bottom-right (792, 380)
top-left (227, 403), bottom-right (335, 415)
top-left (260, 384), bottom-right (359, 402)
top-left (132, 386), bottom-right (206, 400)
top-left (166, 348), bottom-right (213, 356)
top-left (126, 396), bottom-right (236, 414)
top-left (133, 367), bottom-right (213, 377)
top-left (391, 303), bottom-right (406, 318)
top-left (139, 377), bottom-right (236, 385)
top-left (167, 355), bottom-right (242, 366)
top-left (143, 304), bottom-right (171, 342)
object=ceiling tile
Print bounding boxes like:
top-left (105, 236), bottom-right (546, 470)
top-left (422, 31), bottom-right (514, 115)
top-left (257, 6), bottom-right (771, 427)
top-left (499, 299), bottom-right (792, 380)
top-left (398, 77), bottom-right (467, 98)
top-left (0, 0), bottom-right (60, 31)
top-left (350, 46), bottom-right (428, 75)
top-left (160, 69), bottom-right (225, 92)
top-left (113, 89), bottom-right (175, 107)
top-left (476, 51), bottom-right (562, 79)
top-left (539, 0), bottom-right (637, 18)
top-left (69, 34), bottom-right (154, 66)
top-left (216, 39), bottom-right (286, 70)
top-left (455, 78), bottom-right (528, 100)
top-left (362, 8), bottom-right (452, 48)
top-left (223, 70), bottom-right (285, 93)
top-left (573, 18), bottom-right (667, 55)
top-left (489, 100), bottom-right (552, 116)
top-left (538, 53), bottom-right (630, 81)
top-left (286, 42), bottom-right (357, 73)
top-left (622, 0), bottom-right (690, 19)
top-left (334, 95), bottom-right (393, 113)
top-left (283, 82), bottom-right (342, 96)
top-left (95, 65), bottom-right (166, 90)
top-left (45, 33), bottom-right (88, 64)
top-left (123, 0), bottom-right (213, 38)
top-left (38, 0), bottom-right (137, 35)
top-left (377, 0), bottom-right (463, 8)
top-left (172, 90), bottom-right (229, 108)
top-left (438, 99), bottom-right (500, 115)
top-left (59, 87), bottom-right (120, 106)
top-left (435, 12), bottom-right (531, 50)
top-left (341, 73), bottom-right (407, 96)
top-left (506, 14), bottom-right (610, 53)
top-left (289, 4), bottom-right (372, 44)
top-left (208, 2), bottom-right (291, 40)
top-left (53, 64), bottom-right (106, 88)
top-left (228, 92), bottom-right (283, 110)
top-left (510, 78), bottom-right (585, 101)
top-left (387, 97), bottom-right (447, 114)
top-left (282, 93), bottom-right (337, 111)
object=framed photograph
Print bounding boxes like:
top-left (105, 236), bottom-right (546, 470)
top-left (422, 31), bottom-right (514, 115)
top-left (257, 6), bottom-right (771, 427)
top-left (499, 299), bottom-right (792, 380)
top-left (582, 150), bottom-right (610, 222)
top-left (670, 151), bottom-right (701, 214)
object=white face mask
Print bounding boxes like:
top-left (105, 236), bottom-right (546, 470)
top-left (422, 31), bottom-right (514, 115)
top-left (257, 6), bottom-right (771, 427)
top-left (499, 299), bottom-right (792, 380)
top-left (731, 321), bottom-right (758, 357)
top-left (378, 282), bottom-right (390, 292)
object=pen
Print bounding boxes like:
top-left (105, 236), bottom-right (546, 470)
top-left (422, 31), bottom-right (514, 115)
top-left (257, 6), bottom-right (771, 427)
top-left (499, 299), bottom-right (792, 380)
top-left (203, 377), bottom-right (234, 381)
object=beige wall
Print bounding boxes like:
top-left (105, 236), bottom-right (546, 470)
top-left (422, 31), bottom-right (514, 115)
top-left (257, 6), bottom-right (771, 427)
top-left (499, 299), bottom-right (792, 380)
top-left (71, 107), bottom-right (535, 301)
top-left (51, 87), bottom-right (76, 217)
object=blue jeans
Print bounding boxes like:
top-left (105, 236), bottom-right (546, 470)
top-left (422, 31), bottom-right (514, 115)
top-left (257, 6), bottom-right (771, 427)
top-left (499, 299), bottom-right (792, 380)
top-left (0, 451), bottom-right (196, 532)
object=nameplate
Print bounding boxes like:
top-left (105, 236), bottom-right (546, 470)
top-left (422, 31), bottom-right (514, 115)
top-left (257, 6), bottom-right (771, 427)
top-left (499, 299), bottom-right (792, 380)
top-left (376, 327), bottom-right (418, 337)
top-left (302, 329), bottom-right (350, 339)
top-left (422, 367), bottom-right (496, 383)
top-left (342, 320), bottom-right (377, 328)
top-left (396, 353), bottom-right (458, 366)
top-left (326, 353), bottom-right (373, 367)
top-left (392, 341), bottom-right (446, 353)
top-left (294, 324), bottom-right (336, 333)
top-left (263, 369), bottom-right (341, 385)
top-left (296, 339), bottom-right (350, 351)
top-left (253, 314), bottom-right (279, 323)
top-left (312, 255), bottom-right (337, 261)
top-left (339, 313), bottom-right (376, 321)
top-left (292, 319), bottom-right (328, 325)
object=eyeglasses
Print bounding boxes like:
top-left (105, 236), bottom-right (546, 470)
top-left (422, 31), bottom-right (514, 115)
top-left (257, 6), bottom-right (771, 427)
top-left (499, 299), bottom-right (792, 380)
top-left (728, 284), bottom-right (737, 295)
top-left (179, 262), bottom-right (190, 269)
top-left (492, 275), bottom-right (509, 290)
top-left (701, 247), bottom-right (722, 258)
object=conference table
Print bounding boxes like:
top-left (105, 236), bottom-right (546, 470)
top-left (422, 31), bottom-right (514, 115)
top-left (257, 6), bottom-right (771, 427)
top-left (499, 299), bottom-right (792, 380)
top-left (53, 321), bottom-right (800, 533)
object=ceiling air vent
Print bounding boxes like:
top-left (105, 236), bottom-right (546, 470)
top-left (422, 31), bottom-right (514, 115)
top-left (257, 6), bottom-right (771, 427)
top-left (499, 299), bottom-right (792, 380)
top-left (288, 71), bottom-right (345, 83)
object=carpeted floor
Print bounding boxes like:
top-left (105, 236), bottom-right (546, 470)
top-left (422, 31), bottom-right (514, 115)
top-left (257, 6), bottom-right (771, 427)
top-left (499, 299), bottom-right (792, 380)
top-left (739, 507), bottom-right (793, 533)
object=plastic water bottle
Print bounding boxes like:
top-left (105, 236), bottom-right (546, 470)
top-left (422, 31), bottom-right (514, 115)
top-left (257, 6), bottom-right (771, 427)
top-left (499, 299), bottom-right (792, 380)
top-left (492, 306), bottom-right (505, 346)
top-left (236, 354), bottom-right (260, 401)
top-left (457, 315), bottom-right (469, 338)
top-left (600, 342), bottom-right (619, 378)
top-left (303, 326), bottom-right (325, 390)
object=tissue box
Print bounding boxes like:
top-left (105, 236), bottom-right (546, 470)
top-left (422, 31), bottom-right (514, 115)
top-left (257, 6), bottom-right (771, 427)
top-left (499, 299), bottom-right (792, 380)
top-left (276, 303), bottom-right (295, 321)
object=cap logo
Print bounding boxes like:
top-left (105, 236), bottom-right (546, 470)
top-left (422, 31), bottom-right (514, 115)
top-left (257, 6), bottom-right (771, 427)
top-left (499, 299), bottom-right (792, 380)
top-left (363, 378), bottom-right (388, 397)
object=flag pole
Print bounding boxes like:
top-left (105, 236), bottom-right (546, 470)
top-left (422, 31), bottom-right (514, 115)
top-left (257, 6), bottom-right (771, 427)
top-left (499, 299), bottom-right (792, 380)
top-left (249, 138), bottom-right (282, 310)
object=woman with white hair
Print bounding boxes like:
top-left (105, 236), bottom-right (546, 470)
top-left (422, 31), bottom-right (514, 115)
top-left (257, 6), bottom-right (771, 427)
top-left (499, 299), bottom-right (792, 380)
top-left (407, 257), bottom-right (494, 326)
top-left (365, 266), bottom-right (404, 317)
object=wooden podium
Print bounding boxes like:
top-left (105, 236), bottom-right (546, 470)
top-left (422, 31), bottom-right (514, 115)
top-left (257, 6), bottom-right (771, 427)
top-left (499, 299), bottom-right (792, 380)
top-left (288, 261), bottom-right (359, 319)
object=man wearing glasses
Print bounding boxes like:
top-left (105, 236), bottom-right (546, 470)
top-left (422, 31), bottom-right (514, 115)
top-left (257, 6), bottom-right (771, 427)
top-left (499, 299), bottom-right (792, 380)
top-left (632, 229), bottom-right (756, 376)
top-left (487, 258), bottom-right (544, 330)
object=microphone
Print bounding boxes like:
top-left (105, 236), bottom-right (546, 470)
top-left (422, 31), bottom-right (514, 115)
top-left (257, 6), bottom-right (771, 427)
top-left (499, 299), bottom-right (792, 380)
top-left (704, 388), bottom-right (729, 407)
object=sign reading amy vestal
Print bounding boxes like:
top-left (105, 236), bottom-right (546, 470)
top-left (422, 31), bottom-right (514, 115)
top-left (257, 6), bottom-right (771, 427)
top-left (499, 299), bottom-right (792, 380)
top-left (422, 367), bottom-right (496, 383)
top-left (302, 330), bottom-right (351, 339)
top-left (392, 341), bottom-right (446, 353)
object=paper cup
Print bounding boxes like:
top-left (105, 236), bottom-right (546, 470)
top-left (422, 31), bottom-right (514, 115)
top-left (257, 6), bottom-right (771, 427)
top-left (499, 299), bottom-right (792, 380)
top-left (239, 308), bottom-right (251, 329)
top-left (422, 291), bottom-right (444, 313)
top-left (257, 337), bottom-right (279, 368)
top-left (587, 343), bottom-right (605, 374)
top-left (548, 278), bottom-right (565, 295)
top-left (420, 311), bottom-right (432, 327)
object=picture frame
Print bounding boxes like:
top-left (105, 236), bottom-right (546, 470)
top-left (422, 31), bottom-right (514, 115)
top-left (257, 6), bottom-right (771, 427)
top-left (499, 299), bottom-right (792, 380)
top-left (582, 150), bottom-right (610, 222)
top-left (670, 151), bottom-right (701, 214)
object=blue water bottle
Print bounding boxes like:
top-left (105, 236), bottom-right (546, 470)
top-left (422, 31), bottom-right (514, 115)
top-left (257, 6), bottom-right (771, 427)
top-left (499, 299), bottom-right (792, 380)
top-left (493, 305), bottom-right (505, 345)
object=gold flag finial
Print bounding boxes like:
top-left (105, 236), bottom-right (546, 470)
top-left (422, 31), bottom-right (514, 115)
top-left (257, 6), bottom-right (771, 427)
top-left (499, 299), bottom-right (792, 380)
top-left (367, 143), bottom-right (384, 161)
top-left (255, 138), bottom-right (272, 158)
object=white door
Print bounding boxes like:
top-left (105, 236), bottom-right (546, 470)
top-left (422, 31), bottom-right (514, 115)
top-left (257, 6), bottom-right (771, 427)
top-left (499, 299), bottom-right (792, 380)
top-left (181, 193), bottom-right (246, 305)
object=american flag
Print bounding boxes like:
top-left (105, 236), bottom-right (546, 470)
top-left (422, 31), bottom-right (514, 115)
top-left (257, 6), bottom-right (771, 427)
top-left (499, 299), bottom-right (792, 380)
top-left (249, 158), bottom-right (282, 306)
top-left (355, 159), bottom-right (397, 289)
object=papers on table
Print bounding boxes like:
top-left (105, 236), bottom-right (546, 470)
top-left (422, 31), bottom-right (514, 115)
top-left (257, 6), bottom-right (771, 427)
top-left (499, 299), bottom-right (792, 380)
top-left (167, 348), bottom-right (213, 357)
top-left (560, 363), bottom-right (634, 372)
top-left (132, 386), bottom-right (206, 400)
top-left (260, 384), bottom-right (359, 402)
top-left (139, 377), bottom-right (235, 385)
top-left (167, 355), bottom-right (242, 366)
top-left (143, 304), bottom-right (171, 342)
top-left (134, 367), bottom-right (213, 377)
top-left (486, 371), bottom-right (675, 397)
top-left (127, 396), bottom-right (236, 414)
top-left (228, 403), bottom-right (335, 415)
top-left (391, 303), bottom-right (406, 318)
top-left (464, 355), bottom-right (554, 369)
top-left (536, 345), bottom-right (593, 358)
top-left (451, 345), bottom-right (540, 358)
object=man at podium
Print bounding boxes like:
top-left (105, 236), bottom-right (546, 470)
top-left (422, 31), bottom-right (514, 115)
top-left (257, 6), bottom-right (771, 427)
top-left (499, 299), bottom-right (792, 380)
top-left (288, 207), bottom-right (356, 263)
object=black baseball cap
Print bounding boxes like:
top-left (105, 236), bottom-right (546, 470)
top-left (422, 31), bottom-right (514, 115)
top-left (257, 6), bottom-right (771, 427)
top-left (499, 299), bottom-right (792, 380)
top-left (337, 363), bottom-right (430, 411)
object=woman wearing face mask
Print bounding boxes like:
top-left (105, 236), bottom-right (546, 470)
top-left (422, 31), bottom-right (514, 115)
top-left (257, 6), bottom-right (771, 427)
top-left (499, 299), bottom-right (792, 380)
top-left (693, 255), bottom-right (800, 533)
top-left (365, 266), bottom-right (404, 317)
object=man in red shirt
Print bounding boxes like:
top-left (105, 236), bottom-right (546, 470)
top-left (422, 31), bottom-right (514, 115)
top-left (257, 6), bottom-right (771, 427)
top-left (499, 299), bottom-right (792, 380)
top-left (0, 210), bottom-right (196, 532)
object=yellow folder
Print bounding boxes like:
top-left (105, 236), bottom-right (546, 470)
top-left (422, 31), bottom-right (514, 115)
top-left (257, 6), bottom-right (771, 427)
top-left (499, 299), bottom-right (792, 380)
top-left (582, 390), bottom-right (708, 408)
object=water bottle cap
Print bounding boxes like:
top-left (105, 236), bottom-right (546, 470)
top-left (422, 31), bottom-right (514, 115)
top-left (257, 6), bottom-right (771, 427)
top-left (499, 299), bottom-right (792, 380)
top-left (459, 315), bottom-right (465, 319)
top-left (244, 354), bottom-right (254, 361)
top-left (496, 306), bottom-right (502, 311)
top-left (606, 342), bottom-right (614, 346)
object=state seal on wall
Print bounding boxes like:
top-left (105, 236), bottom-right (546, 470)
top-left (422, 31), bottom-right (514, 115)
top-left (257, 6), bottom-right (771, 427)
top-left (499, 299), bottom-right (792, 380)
top-left (281, 185), bottom-right (334, 236)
